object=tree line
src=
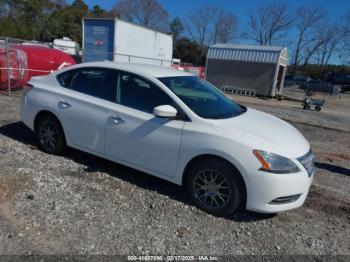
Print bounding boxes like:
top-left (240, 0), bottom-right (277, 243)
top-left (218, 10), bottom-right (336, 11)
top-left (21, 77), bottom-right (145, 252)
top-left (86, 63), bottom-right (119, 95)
top-left (1, 0), bottom-right (349, 76)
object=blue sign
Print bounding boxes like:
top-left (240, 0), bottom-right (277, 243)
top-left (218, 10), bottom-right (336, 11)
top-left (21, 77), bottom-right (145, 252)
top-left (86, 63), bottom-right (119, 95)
top-left (83, 19), bottom-right (114, 62)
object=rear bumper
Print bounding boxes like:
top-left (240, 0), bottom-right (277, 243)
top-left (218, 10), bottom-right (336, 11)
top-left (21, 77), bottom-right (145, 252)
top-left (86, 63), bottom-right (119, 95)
top-left (245, 166), bottom-right (314, 213)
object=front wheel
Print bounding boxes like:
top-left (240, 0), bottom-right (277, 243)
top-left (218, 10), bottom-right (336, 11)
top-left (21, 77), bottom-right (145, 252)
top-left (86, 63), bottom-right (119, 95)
top-left (186, 159), bottom-right (244, 216)
top-left (36, 115), bottom-right (66, 154)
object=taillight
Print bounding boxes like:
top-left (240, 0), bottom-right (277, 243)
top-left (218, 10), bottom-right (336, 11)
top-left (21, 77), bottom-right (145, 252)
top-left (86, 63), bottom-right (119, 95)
top-left (23, 83), bottom-right (33, 94)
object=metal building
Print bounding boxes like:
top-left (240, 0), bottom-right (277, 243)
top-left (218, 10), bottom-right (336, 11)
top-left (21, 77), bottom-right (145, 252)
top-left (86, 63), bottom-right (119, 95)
top-left (205, 44), bottom-right (288, 97)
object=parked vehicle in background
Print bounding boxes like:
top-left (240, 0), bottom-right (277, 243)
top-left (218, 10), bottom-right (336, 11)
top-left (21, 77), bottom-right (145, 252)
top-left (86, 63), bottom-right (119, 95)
top-left (326, 72), bottom-right (350, 85)
top-left (325, 72), bottom-right (350, 93)
top-left (21, 62), bottom-right (314, 216)
top-left (300, 79), bottom-right (341, 95)
top-left (284, 75), bottom-right (310, 87)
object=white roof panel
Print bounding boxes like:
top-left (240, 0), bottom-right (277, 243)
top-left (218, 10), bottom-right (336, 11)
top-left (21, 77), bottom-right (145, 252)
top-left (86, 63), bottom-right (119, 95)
top-left (207, 44), bottom-right (287, 64)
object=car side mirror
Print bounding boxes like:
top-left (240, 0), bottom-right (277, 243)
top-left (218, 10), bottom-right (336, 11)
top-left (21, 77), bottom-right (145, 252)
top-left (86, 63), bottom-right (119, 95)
top-left (153, 105), bottom-right (177, 119)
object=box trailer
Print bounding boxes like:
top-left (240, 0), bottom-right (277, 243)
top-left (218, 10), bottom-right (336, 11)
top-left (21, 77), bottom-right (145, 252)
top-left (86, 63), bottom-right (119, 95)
top-left (205, 44), bottom-right (288, 97)
top-left (82, 18), bottom-right (173, 66)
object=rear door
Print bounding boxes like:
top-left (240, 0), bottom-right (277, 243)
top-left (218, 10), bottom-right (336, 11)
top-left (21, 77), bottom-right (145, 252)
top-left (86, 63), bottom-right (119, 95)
top-left (56, 67), bottom-right (117, 153)
top-left (105, 71), bottom-right (185, 177)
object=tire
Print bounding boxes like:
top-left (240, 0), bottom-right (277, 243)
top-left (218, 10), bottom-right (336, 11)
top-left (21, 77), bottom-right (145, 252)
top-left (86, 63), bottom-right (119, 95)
top-left (186, 159), bottom-right (243, 216)
top-left (36, 115), bottom-right (66, 154)
top-left (315, 106), bottom-right (322, 112)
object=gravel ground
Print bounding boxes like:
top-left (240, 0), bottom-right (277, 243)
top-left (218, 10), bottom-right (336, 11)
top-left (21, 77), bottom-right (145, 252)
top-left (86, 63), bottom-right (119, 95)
top-left (0, 91), bottom-right (349, 256)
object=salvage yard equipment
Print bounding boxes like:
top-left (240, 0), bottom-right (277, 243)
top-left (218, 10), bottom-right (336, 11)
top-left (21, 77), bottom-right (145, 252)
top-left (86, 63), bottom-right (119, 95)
top-left (302, 91), bottom-right (327, 112)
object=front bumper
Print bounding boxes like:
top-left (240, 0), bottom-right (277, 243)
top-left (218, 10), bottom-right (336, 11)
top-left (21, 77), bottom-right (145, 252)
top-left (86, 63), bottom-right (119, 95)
top-left (244, 161), bottom-right (314, 213)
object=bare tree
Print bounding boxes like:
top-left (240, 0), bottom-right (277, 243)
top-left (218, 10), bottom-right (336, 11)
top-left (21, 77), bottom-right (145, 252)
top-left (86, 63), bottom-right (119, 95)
top-left (186, 5), bottom-right (238, 46)
top-left (0, 1), bottom-right (6, 17)
top-left (185, 5), bottom-right (238, 65)
top-left (339, 11), bottom-right (350, 63)
top-left (186, 5), bottom-right (218, 48)
top-left (169, 17), bottom-right (184, 43)
top-left (291, 6), bottom-right (326, 74)
top-left (316, 24), bottom-right (341, 74)
top-left (112, 0), bottom-right (169, 32)
top-left (0, 0), bottom-right (21, 18)
top-left (247, 1), bottom-right (294, 45)
top-left (301, 38), bottom-right (324, 71)
top-left (212, 9), bottom-right (238, 44)
top-left (303, 23), bottom-right (342, 75)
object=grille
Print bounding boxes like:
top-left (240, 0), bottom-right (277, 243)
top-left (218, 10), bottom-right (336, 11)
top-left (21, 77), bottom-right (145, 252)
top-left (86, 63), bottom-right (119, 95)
top-left (298, 150), bottom-right (315, 177)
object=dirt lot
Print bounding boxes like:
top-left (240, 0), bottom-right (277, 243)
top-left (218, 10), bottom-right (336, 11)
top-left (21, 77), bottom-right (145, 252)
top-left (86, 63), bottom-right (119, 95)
top-left (0, 90), bottom-right (349, 256)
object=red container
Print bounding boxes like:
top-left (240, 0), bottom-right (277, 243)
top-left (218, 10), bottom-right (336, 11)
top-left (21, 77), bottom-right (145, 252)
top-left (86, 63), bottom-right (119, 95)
top-left (1, 45), bottom-right (76, 90)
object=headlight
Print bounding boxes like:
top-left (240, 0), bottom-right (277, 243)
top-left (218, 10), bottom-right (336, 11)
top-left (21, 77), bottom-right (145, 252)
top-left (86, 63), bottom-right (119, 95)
top-left (253, 150), bottom-right (300, 174)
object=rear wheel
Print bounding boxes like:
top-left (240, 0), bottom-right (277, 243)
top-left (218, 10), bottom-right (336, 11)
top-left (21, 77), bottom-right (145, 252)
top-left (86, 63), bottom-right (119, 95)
top-left (186, 159), bottom-right (243, 216)
top-left (315, 106), bottom-right (322, 112)
top-left (36, 115), bottom-right (66, 154)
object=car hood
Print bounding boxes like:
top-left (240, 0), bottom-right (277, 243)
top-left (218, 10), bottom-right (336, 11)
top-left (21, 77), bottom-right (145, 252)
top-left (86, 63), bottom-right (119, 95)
top-left (209, 107), bottom-right (310, 159)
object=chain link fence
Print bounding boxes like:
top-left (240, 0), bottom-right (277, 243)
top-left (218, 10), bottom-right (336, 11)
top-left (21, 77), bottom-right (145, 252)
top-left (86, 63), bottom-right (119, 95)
top-left (0, 36), bottom-right (81, 96)
top-left (0, 37), bottom-right (50, 96)
top-left (0, 37), bottom-right (13, 96)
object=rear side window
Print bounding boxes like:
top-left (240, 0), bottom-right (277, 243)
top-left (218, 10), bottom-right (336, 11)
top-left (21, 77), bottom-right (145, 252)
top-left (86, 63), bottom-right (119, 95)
top-left (57, 68), bottom-right (118, 102)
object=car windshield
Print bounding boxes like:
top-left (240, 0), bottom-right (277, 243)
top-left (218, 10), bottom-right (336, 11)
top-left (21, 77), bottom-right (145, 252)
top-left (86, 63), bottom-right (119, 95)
top-left (158, 76), bottom-right (246, 119)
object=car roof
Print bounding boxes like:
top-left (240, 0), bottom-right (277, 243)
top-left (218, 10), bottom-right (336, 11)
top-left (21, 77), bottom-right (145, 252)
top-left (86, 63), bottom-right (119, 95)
top-left (65, 61), bottom-right (194, 78)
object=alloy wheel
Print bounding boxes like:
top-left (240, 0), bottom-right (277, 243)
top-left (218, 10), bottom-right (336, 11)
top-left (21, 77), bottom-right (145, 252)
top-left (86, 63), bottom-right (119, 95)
top-left (193, 169), bottom-right (232, 209)
top-left (39, 121), bottom-right (59, 152)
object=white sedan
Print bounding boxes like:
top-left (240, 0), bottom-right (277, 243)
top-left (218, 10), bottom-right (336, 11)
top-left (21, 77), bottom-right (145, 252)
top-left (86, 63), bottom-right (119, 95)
top-left (21, 62), bottom-right (315, 216)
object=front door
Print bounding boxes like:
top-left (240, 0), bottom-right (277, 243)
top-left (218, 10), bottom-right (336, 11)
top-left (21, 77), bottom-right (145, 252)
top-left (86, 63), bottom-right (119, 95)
top-left (105, 71), bottom-right (184, 177)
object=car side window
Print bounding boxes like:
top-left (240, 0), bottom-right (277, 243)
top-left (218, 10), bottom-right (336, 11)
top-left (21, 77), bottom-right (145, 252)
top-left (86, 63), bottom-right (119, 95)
top-left (118, 72), bottom-right (173, 114)
top-left (57, 68), bottom-right (117, 102)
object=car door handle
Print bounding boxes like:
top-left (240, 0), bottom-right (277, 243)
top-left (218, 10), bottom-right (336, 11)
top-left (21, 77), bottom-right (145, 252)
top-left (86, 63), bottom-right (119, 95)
top-left (58, 101), bottom-right (71, 109)
top-left (108, 115), bottom-right (124, 125)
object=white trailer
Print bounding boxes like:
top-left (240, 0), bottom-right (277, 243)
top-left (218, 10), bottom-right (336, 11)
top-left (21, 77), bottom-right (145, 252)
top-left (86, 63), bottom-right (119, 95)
top-left (82, 18), bottom-right (173, 66)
